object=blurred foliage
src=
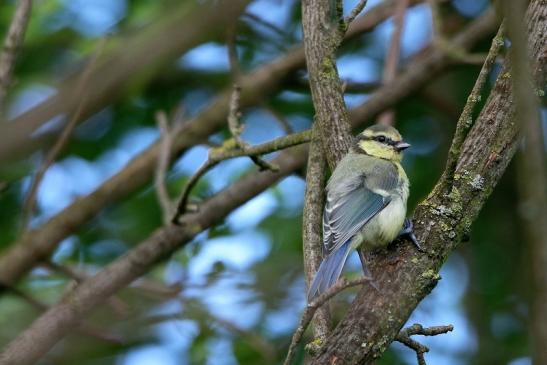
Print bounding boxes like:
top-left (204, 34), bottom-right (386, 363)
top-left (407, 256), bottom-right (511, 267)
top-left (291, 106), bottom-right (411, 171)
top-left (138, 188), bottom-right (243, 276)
top-left (0, 0), bottom-right (536, 364)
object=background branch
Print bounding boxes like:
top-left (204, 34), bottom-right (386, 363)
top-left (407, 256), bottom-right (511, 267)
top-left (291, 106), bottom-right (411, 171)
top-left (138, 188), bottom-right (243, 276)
top-left (21, 39), bottom-right (105, 229)
top-left (0, 0), bottom-right (32, 112)
top-left (154, 111), bottom-right (176, 225)
top-left (376, 0), bottom-right (409, 126)
top-left (501, 1), bottom-right (547, 363)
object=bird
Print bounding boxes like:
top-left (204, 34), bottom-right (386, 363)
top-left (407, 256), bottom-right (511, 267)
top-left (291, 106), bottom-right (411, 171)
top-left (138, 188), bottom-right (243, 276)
top-left (307, 124), bottom-right (420, 301)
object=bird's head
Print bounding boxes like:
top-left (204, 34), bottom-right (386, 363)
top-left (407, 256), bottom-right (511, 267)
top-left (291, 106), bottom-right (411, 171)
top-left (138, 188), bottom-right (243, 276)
top-left (354, 124), bottom-right (410, 162)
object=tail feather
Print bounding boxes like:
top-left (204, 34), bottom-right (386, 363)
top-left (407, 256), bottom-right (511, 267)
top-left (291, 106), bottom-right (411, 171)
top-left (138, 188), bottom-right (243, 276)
top-left (307, 241), bottom-right (352, 302)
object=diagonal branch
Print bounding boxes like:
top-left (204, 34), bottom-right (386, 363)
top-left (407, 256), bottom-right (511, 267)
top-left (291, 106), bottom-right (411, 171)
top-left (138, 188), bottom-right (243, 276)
top-left (20, 39), bottom-right (106, 229)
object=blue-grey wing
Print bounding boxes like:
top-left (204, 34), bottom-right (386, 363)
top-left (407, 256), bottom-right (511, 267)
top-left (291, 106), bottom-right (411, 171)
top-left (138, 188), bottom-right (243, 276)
top-left (322, 174), bottom-right (390, 255)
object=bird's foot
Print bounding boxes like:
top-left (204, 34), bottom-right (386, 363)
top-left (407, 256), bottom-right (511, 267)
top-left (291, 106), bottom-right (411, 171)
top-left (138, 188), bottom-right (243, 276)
top-left (398, 218), bottom-right (424, 252)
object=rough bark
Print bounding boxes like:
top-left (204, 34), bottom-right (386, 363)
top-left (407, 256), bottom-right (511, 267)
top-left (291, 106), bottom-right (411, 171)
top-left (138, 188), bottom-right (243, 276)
top-left (311, 2), bottom-right (546, 364)
top-left (301, 0), bottom-right (353, 168)
top-left (302, 126), bottom-right (330, 339)
top-left (0, 6), bottom-right (495, 292)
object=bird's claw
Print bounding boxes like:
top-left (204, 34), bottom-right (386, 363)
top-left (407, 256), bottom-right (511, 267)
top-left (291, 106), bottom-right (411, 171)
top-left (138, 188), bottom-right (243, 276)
top-left (398, 218), bottom-right (424, 252)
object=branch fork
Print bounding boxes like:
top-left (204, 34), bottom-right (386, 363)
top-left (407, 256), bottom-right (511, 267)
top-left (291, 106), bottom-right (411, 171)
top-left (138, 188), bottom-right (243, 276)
top-left (395, 323), bottom-right (454, 365)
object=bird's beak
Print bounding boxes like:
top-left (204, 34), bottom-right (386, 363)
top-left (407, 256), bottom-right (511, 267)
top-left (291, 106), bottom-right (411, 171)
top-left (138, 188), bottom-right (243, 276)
top-left (395, 141), bottom-right (411, 151)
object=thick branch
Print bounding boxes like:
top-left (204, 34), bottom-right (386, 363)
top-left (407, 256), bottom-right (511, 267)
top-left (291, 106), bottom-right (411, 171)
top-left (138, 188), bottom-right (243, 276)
top-left (301, 0), bottom-right (355, 168)
top-left (311, 2), bottom-right (546, 364)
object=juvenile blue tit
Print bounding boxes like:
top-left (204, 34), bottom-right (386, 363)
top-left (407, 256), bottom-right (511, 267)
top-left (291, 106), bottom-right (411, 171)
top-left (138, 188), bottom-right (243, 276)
top-left (308, 124), bottom-right (419, 301)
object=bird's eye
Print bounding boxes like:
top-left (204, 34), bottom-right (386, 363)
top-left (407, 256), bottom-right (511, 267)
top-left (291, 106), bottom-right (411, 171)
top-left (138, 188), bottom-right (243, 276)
top-left (377, 136), bottom-right (386, 143)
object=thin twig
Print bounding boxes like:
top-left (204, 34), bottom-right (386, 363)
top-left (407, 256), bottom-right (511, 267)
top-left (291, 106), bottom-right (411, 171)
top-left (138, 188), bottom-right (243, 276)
top-left (377, 0), bottom-right (409, 126)
top-left (395, 323), bottom-right (454, 365)
top-left (154, 111), bottom-right (175, 224)
top-left (172, 129), bottom-right (311, 223)
top-left (228, 85), bottom-right (278, 170)
top-left (440, 24), bottom-right (504, 189)
top-left (0, 0), bottom-right (32, 112)
top-left (21, 39), bottom-right (106, 229)
top-left (345, 0), bottom-right (369, 28)
top-left (429, 0), bottom-right (487, 65)
top-left (283, 277), bottom-right (372, 365)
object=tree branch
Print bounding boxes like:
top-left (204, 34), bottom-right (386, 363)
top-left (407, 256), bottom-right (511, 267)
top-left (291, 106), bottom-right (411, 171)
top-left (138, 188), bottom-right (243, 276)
top-left (302, 126), bottom-right (330, 341)
top-left (172, 128), bottom-right (311, 221)
top-left (437, 24), bottom-right (504, 193)
top-left (377, 0), bottom-right (409, 126)
top-left (0, 0), bottom-right (32, 112)
top-left (154, 111), bottom-right (176, 225)
top-left (310, 2), bottom-right (546, 363)
top-left (395, 324), bottom-right (454, 365)
top-left (301, 0), bottom-right (356, 168)
top-left (21, 39), bottom-right (106, 229)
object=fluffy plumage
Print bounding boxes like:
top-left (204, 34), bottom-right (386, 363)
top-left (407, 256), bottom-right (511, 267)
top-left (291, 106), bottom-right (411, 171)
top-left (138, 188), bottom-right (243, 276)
top-left (308, 125), bottom-right (410, 301)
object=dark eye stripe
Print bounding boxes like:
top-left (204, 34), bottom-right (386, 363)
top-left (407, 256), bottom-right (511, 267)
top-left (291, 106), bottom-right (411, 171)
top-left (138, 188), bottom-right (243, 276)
top-left (357, 134), bottom-right (400, 147)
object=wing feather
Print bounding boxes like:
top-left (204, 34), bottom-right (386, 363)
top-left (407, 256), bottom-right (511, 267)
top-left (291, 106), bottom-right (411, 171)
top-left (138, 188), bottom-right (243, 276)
top-left (322, 161), bottom-right (399, 255)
